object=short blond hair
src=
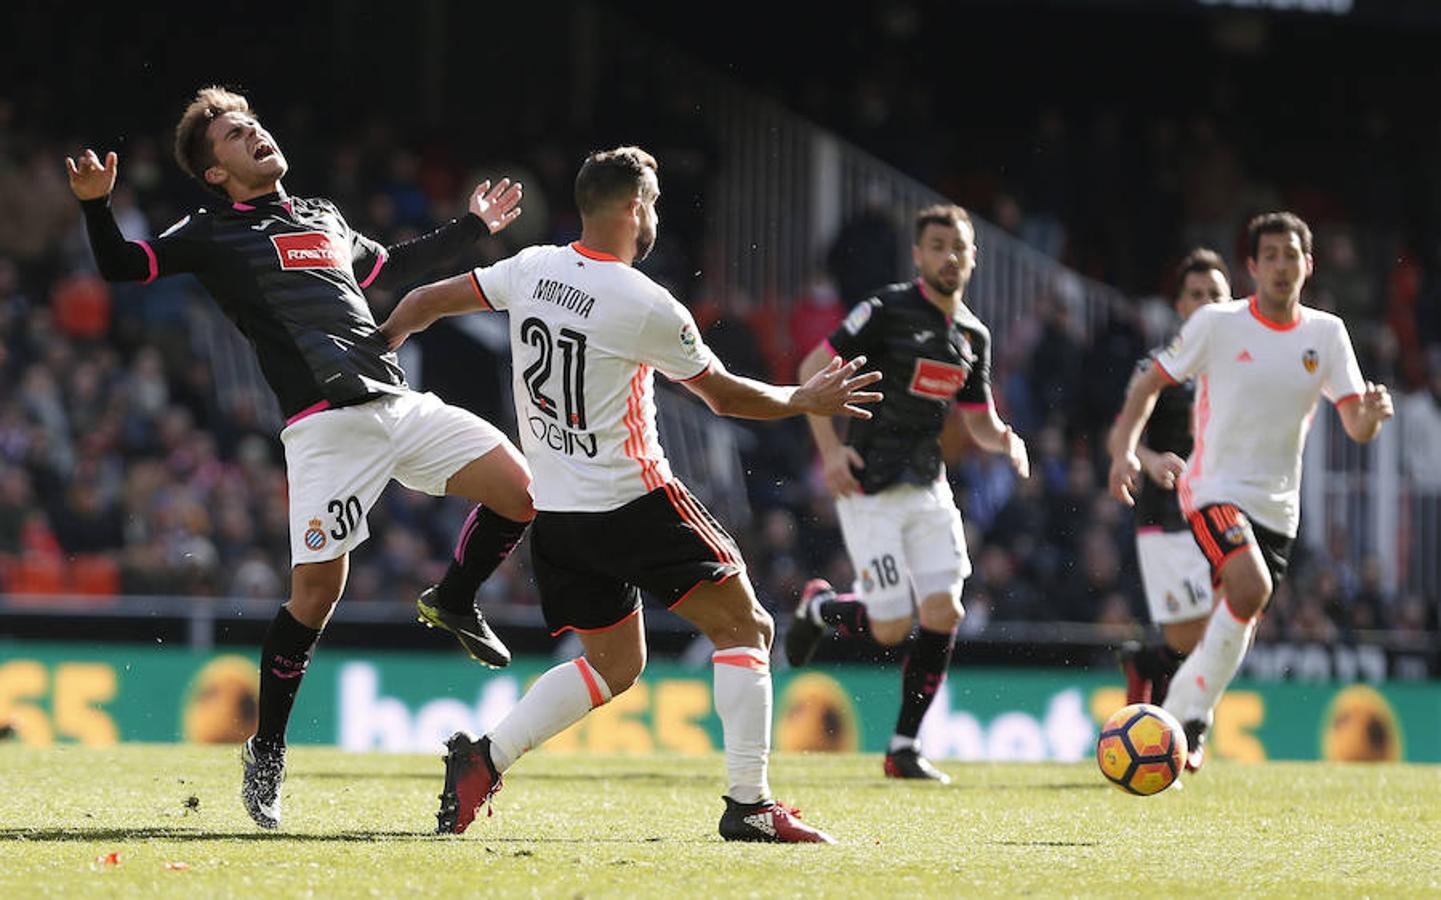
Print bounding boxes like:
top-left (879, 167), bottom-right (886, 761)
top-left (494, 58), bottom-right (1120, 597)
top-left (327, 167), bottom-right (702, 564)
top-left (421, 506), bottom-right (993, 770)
top-left (174, 86), bottom-right (252, 193)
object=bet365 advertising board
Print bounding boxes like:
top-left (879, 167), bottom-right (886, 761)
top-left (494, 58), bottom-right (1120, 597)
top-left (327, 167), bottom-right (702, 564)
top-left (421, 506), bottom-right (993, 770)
top-left (1, 642), bottom-right (1436, 762)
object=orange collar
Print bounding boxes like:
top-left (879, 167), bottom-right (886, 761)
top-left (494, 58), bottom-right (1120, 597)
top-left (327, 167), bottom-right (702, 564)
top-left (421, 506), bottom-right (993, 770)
top-left (1249, 295), bottom-right (1301, 332)
top-left (571, 241), bottom-right (622, 262)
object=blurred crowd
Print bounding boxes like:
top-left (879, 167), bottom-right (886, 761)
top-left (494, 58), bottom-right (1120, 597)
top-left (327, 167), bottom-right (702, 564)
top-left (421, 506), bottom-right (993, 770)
top-left (2, 49), bottom-right (1439, 645)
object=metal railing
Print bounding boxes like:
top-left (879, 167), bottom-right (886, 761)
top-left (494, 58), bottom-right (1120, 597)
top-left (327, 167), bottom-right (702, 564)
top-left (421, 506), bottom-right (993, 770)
top-left (1302, 395), bottom-right (1440, 606)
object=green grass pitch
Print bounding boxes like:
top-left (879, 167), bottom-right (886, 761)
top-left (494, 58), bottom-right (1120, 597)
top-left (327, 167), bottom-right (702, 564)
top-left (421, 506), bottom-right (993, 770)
top-left (1, 745), bottom-right (1438, 897)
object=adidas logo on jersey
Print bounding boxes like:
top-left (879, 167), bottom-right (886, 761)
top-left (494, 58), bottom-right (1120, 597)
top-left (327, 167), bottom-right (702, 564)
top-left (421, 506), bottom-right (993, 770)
top-left (1236, 350), bottom-right (1254, 363)
top-left (743, 811), bottom-right (777, 837)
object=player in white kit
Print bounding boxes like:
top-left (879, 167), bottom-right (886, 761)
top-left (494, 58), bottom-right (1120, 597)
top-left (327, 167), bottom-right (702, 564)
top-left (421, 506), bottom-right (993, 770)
top-left (381, 147), bottom-right (881, 842)
top-left (1109, 212), bottom-right (1394, 770)
top-left (1110, 249), bottom-right (1230, 706)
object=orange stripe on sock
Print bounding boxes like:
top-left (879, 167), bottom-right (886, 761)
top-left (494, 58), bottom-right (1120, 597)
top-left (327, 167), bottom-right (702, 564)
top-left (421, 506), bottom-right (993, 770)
top-left (713, 653), bottom-right (770, 672)
top-left (573, 658), bottom-right (606, 708)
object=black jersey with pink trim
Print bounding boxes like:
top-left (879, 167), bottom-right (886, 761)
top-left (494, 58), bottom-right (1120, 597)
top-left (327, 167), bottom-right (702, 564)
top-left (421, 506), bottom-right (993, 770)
top-left (1132, 344), bottom-right (1194, 532)
top-left (826, 281), bottom-right (992, 494)
top-left (80, 191), bottom-right (485, 420)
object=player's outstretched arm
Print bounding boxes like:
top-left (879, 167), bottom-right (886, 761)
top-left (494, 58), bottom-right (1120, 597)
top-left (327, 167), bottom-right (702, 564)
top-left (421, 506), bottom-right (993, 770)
top-left (683, 355), bottom-right (882, 422)
top-left (66, 149), bottom-right (160, 283)
top-left (368, 179), bottom-right (523, 290)
top-left (1337, 381), bottom-right (1395, 444)
top-left (958, 405), bottom-right (1030, 479)
top-left (797, 342), bottom-right (865, 497)
top-left (1107, 365), bottom-right (1169, 506)
top-left (379, 274), bottom-right (489, 350)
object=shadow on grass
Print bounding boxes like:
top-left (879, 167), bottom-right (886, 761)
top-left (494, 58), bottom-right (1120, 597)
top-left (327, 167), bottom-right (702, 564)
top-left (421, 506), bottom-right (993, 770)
top-left (0, 828), bottom-right (429, 843)
top-left (0, 827), bottom-right (695, 844)
top-left (301, 770), bottom-right (714, 786)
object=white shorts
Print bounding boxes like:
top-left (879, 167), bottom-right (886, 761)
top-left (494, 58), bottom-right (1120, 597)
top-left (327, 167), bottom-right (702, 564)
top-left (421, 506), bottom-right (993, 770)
top-left (1136, 528), bottom-right (1215, 625)
top-left (281, 391), bottom-right (507, 565)
top-left (834, 479), bottom-right (971, 622)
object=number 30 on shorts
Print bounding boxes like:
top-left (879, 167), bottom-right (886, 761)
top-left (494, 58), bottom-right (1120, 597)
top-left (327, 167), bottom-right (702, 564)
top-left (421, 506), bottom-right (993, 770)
top-left (328, 495), bottom-right (362, 540)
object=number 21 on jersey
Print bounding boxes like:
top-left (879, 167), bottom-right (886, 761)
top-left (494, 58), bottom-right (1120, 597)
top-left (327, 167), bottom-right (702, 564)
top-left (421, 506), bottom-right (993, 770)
top-left (521, 316), bottom-right (588, 428)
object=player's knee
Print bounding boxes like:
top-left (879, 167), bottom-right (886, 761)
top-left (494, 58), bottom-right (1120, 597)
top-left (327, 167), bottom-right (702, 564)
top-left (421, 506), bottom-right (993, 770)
top-left (1226, 572), bottom-right (1271, 619)
top-left (917, 600), bottom-right (962, 633)
top-left (288, 562), bottom-right (345, 629)
top-left (594, 649), bottom-right (647, 697)
top-left (491, 480), bottom-right (536, 523)
top-left (700, 592), bottom-right (772, 651)
top-left (503, 491), bottom-right (537, 523)
top-left (870, 616), bottom-right (913, 646)
top-left (287, 587), bottom-right (341, 630)
top-left (753, 605), bottom-right (775, 651)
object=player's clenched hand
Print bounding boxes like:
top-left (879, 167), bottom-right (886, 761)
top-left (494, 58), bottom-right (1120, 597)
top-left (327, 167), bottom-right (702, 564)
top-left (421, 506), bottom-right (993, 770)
top-left (1108, 451), bottom-right (1142, 506)
top-left (822, 445), bottom-right (865, 498)
top-left (65, 149), bottom-right (118, 201)
top-left (1142, 451), bottom-right (1185, 490)
top-left (1359, 381), bottom-right (1395, 423)
top-left (793, 355), bottom-right (882, 419)
top-left (469, 178), bottom-right (523, 235)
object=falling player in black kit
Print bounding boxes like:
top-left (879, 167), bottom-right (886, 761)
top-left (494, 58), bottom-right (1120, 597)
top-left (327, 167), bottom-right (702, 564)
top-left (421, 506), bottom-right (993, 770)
top-left (68, 86), bottom-right (533, 829)
top-left (787, 205), bottom-right (1030, 782)
top-left (1112, 249), bottom-right (1230, 705)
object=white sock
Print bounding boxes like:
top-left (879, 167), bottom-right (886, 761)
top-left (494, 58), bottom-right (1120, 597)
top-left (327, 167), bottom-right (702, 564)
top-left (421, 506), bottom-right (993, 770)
top-left (888, 734), bottom-right (917, 754)
top-left (488, 657), bottom-right (611, 772)
top-left (1163, 598), bottom-right (1256, 726)
top-left (713, 647), bottom-right (772, 804)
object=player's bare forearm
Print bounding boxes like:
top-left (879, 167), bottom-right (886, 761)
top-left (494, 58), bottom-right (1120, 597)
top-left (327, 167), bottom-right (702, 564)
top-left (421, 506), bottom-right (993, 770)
top-left (379, 274), bottom-right (486, 350)
top-left (1337, 382), bottom-right (1394, 444)
top-left (684, 363), bottom-right (799, 420)
top-left (960, 404), bottom-right (1030, 478)
top-left (686, 354), bottom-right (881, 421)
top-left (959, 405), bottom-right (1008, 453)
top-left (1109, 368), bottom-right (1167, 457)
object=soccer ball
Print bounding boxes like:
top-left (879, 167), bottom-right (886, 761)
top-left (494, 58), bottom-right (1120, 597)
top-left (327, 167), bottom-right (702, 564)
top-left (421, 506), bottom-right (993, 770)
top-left (1096, 703), bottom-right (1188, 795)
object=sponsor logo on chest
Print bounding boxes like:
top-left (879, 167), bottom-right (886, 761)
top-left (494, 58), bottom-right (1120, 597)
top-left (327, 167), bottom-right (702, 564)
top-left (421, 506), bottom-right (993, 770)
top-left (271, 231), bottom-right (350, 271)
top-left (908, 358), bottom-right (969, 400)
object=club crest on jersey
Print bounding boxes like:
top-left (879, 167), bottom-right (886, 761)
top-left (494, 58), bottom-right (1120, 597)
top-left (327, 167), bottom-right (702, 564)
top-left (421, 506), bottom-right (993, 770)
top-left (304, 517), bottom-right (328, 551)
top-left (908, 358), bottom-right (968, 400)
top-left (271, 231), bottom-right (350, 271)
top-left (679, 322), bottom-right (700, 357)
top-left (1302, 348), bottom-right (1319, 374)
top-left (842, 301), bottom-right (873, 335)
top-left (1223, 525), bottom-right (1246, 546)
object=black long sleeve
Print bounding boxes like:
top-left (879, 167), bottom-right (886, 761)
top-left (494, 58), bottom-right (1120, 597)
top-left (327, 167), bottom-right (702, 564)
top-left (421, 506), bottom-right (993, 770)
top-left (79, 196), bottom-right (153, 282)
top-left (370, 213), bottom-right (487, 290)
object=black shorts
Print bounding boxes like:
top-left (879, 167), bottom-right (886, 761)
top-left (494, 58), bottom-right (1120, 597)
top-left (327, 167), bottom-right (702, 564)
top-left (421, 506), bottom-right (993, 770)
top-left (530, 480), bottom-right (745, 636)
top-left (1187, 502), bottom-right (1294, 588)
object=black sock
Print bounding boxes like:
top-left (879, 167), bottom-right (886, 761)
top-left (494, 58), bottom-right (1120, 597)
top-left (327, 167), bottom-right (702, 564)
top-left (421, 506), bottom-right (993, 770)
top-left (255, 606), bottom-right (321, 749)
top-left (1156, 643), bottom-right (1186, 678)
top-left (894, 627), bottom-right (957, 740)
top-left (435, 506), bottom-right (530, 613)
top-left (818, 596), bottom-right (871, 640)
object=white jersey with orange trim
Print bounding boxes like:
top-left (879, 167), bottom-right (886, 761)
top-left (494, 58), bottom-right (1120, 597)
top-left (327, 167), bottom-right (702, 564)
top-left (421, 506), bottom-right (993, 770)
top-left (471, 242), bottom-right (715, 512)
top-left (1153, 296), bottom-right (1366, 537)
